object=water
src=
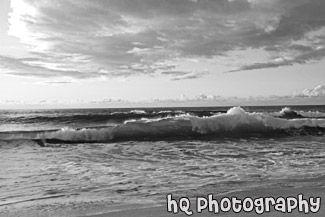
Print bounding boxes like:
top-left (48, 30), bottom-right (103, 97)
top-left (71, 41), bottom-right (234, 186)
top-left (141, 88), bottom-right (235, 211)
top-left (1, 105), bottom-right (325, 216)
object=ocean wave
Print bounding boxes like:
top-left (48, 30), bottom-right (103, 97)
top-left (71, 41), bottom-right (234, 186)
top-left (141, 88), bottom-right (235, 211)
top-left (0, 110), bottom-right (187, 127)
top-left (1, 107), bottom-right (325, 144)
top-left (297, 110), bottom-right (325, 118)
top-left (274, 107), bottom-right (325, 119)
top-left (191, 107), bottom-right (325, 134)
top-left (123, 113), bottom-right (191, 124)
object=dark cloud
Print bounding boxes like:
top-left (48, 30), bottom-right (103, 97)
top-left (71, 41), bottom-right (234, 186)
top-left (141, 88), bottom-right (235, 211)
top-left (5, 0), bottom-right (325, 79)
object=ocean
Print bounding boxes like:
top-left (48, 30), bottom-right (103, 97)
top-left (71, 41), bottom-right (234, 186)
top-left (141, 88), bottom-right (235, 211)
top-left (1, 105), bottom-right (325, 216)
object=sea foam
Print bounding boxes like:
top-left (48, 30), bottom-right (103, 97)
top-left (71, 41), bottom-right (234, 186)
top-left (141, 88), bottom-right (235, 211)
top-left (191, 107), bottom-right (325, 134)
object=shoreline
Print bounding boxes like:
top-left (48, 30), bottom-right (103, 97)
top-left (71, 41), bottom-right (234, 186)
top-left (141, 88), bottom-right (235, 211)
top-left (1, 181), bottom-right (324, 217)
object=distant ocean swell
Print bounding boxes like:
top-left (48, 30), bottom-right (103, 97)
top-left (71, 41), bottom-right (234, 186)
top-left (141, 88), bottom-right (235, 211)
top-left (1, 107), bottom-right (325, 144)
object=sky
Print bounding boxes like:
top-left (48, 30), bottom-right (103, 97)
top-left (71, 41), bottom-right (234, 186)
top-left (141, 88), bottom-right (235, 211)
top-left (0, 0), bottom-right (325, 108)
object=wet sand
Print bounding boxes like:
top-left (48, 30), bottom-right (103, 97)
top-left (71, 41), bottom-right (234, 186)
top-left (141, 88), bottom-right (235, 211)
top-left (1, 186), bottom-right (324, 217)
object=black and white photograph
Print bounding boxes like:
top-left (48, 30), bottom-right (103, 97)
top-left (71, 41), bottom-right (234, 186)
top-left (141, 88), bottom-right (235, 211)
top-left (1, 0), bottom-right (325, 216)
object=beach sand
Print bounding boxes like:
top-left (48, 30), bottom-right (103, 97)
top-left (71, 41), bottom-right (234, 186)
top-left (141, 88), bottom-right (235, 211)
top-left (80, 186), bottom-right (325, 217)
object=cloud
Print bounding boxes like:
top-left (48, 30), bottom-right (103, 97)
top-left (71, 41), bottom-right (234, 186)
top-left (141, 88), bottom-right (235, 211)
top-left (0, 55), bottom-right (96, 79)
top-left (160, 71), bottom-right (189, 76)
top-left (229, 46), bottom-right (325, 72)
top-left (195, 93), bottom-right (221, 100)
top-left (4, 0), bottom-right (325, 79)
top-left (0, 97), bottom-right (127, 107)
top-left (167, 70), bottom-right (209, 80)
top-left (301, 84), bottom-right (325, 97)
top-left (89, 98), bottom-right (126, 104)
top-left (2, 83), bottom-right (325, 108)
top-left (35, 80), bottom-right (74, 86)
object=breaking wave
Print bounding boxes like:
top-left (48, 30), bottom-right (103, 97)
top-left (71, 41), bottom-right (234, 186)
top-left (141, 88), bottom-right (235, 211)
top-left (276, 107), bottom-right (325, 119)
top-left (1, 107), bottom-right (325, 145)
top-left (191, 107), bottom-right (325, 134)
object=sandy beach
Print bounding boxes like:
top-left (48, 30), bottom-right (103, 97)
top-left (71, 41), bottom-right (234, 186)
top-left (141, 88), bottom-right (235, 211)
top-left (1, 184), bottom-right (324, 217)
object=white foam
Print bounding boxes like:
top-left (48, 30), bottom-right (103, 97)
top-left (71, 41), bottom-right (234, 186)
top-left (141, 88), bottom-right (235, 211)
top-left (276, 107), bottom-right (325, 118)
top-left (190, 107), bottom-right (325, 134)
top-left (279, 107), bottom-right (292, 115)
top-left (123, 114), bottom-right (191, 124)
top-left (130, 110), bottom-right (146, 114)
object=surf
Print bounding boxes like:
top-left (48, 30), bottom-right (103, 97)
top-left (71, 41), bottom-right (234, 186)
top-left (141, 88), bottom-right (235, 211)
top-left (1, 107), bottom-right (325, 146)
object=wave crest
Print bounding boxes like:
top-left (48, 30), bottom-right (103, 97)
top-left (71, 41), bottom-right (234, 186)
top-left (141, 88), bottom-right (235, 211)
top-left (191, 107), bottom-right (325, 134)
top-left (2, 107), bottom-right (325, 144)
